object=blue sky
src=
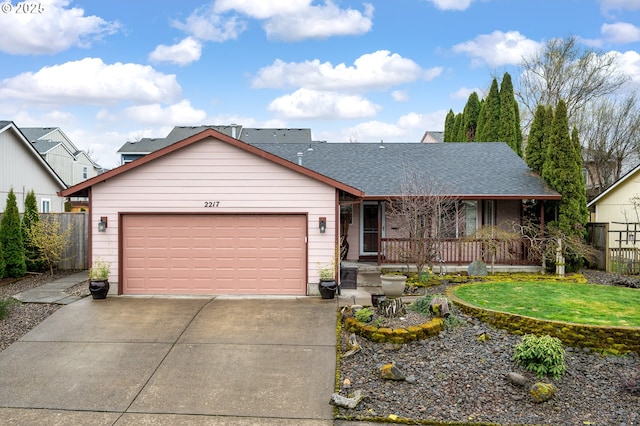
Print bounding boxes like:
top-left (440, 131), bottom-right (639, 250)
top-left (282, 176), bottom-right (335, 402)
top-left (1, 0), bottom-right (639, 169)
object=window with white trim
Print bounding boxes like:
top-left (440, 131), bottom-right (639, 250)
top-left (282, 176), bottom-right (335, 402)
top-left (41, 199), bottom-right (51, 213)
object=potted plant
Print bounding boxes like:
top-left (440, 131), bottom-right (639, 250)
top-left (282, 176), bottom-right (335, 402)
top-left (88, 257), bottom-right (110, 299)
top-left (318, 262), bottom-right (337, 299)
top-left (380, 273), bottom-right (407, 298)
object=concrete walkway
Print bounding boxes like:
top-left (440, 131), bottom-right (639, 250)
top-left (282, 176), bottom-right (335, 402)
top-left (12, 270), bottom-right (88, 304)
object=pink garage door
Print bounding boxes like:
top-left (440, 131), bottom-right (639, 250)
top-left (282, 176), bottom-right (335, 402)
top-left (122, 214), bottom-right (307, 295)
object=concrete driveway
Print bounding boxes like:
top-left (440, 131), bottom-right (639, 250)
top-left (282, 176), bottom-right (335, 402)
top-left (0, 295), bottom-right (339, 425)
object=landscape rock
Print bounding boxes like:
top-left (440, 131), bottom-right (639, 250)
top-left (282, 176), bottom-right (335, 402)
top-left (467, 260), bottom-right (488, 276)
top-left (380, 363), bottom-right (406, 380)
top-left (529, 382), bottom-right (556, 403)
top-left (330, 390), bottom-right (365, 409)
top-left (507, 372), bottom-right (527, 387)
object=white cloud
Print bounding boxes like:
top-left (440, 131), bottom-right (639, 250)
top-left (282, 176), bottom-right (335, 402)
top-left (263, 2), bottom-right (374, 41)
top-left (601, 22), bottom-right (640, 44)
top-left (268, 88), bottom-right (380, 119)
top-left (123, 100), bottom-right (208, 125)
top-left (391, 90), bottom-right (409, 102)
top-left (0, 58), bottom-right (182, 106)
top-left (427, 0), bottom-right (474, 11)
top-left (451, 86), bottom-right (483, 100)
top-left (149, 37), bottom-right (203, 66)
top-left (172, 3), bottom-right (246, 42)
top-left (213, 0), bottom-right (311, 19)
top-left (452, 30), bottom-right (542, 68)
top-left (0, 0), bottom-right (119, 55)
top-left (598, 0), bottom-right (640, 12)
top-left (612, 50), bottom-right (640, 91)
top-left (253, 50), bottom-right (431, 91)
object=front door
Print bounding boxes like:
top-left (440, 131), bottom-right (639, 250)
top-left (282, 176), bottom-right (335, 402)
top-left (361, 202), bottom-right (384, 256)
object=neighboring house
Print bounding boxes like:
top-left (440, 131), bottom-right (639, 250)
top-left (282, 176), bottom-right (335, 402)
top-left (0, 121), bottom-right (67, 212)
top-left (587, 164), bottom-right (640, 265)
top-left (61, 129), bottom-right (560, 297)
top-left (116, 125), bottom-right (314, 164)
top-left (420, 131), bottom-right (444, 143)
top-left (20, 126), bottom-right (101, 186)
top-left (21, 126), bottom-right (101, 212)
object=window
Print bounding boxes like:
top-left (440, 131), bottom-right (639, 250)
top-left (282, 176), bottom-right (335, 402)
top-left (461, 201), bottom-right (478, 236)
top-left (41, 199), bottom-right (51, 213)
top-left (82, 166), bottom-right (88, 179)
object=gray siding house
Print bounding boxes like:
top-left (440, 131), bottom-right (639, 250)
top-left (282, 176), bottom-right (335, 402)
top-left (0, 121), bottom-right (67, 212)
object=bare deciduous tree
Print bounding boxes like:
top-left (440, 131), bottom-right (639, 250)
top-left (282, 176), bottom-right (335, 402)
top-left (510, 219), bottom-right (598, 275)
top-left (575, 93), bottom-right (640, 196)
top-left (385, 169), bottom-right (459, 282)
top-left (517, 36), bottom-right (628, 128)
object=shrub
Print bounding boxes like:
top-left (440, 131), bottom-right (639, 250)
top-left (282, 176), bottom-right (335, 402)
top-left (0, 188), bottom-right (26, 278)
top-left (408, 295), bottom-right (433, 315)
top-left (0, 297), bottom-right (17, 320)
top-left (22, 190), bottom-right (45, 273)
top-left (513, 334), bottom-right (566, 379)
top-left (355, 307), bottom-right (373, 323)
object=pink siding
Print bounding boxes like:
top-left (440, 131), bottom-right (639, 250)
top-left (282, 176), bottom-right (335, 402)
top-left (90, 136), bottom-right (338, 293)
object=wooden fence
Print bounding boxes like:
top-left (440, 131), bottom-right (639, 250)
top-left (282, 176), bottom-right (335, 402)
top-left (0, 212), bottom-right (88, 270)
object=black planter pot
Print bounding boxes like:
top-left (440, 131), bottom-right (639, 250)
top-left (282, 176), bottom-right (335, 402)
top-left (318, 280), bottom-right (337, 299)
top-left (89, 280), bottom-right (110, 299)
top-left (371, 293), bottom-right (385, 307)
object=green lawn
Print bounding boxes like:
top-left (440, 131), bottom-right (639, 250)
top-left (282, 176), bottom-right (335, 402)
top-left (453, 281), bottom-right (640, 327)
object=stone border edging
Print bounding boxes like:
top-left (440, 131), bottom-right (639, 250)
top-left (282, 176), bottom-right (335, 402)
top-left (343, 315), bottom-right (444, 344)
top-left (446, 284), bottom-right (640, 354)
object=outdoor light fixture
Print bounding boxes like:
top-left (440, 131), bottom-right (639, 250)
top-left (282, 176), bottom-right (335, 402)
top-left (319, 217), bottom-right (326, 233)
top-left (98, 216), bottom-right (108, 232)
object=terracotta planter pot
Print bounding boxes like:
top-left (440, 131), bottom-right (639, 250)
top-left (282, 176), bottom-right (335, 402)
top-left (380, 275), bottom-right (407, 298)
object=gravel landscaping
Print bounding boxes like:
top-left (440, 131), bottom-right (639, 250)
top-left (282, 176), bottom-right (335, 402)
top-left (0, 271), bottom-right (88, 352)
top-left (337, 270), bottom-right (640, 425)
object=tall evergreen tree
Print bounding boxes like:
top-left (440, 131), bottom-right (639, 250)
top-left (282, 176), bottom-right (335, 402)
top-left (542, 100), bottom-right (588, 236)
top-left (0, 188), bottom-right (26, 277)
top-left (498, 72), bottom-right (522, 155)
top-left (450, 113), bottom-right (464, 142)
top-left (444, 109), bottom-right (455, 142)
top-left (462, 92), bottom-right (481, 141)
top-left (455, 112), bottom-right (466, 141)
top-left (476, 78), bottom-right (500, 142)
top-left (571, 126), bottom-right (589, 224)
top-left (525, 104), bottom-right (549, 175)
top-left (22, 190), bottom-right (44, 272)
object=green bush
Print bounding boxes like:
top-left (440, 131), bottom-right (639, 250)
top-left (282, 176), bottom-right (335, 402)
top-left (1, 188), bottom-right (26, 278)
top-left (0, 297), bottom-right (17, 320)
top-left (355, 307), bottom-right (373, 323)
top-left (408, 295), bottom-right (433, 315)
top-left (513, 334), bottom-right (566, 379)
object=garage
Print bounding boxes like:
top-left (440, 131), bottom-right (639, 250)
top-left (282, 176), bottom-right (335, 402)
top-left (122, 214), bottom-right (307, 295)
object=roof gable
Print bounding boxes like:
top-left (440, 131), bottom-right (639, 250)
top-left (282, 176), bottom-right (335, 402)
top-left (587, 163), bottom-right (640, 208)
top-left (0, 121), bottom-right (67, 189)
top-left (61, 128), bottom-right (364, 198)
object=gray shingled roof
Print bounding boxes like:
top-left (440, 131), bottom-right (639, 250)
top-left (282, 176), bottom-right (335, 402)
top-left (252, 141), bottom-right (559, 199)
top-left (31, 140), bottom-right (59, 154)
top-left (19, 127), bottom-right (56, 142)
top-left (117, 126), bottom-right (313, 153)
top-left (239, 128), bottom-right (312, 144)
